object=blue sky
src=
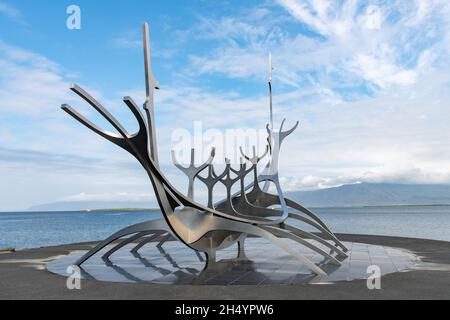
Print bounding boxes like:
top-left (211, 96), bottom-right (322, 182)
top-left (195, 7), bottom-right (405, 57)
top-left (1, 0), bottom-right (450, 211)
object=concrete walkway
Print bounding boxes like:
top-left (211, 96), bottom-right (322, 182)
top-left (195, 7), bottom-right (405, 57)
top-left (0, 234), bottom-right (449, 300)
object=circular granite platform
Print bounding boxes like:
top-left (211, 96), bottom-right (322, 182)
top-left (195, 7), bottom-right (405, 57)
top-left (1, 234), bottom-right (449, 299)
top-left (47, 238), bottom-right (420, 285)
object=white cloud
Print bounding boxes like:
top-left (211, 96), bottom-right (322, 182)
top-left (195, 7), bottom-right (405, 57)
top-left (117, 66), bottom-right (450, 197)
top-left (274, 69), bottom-right (450, 191)
top-left (2, 1), bottom-right (450, 211)
top-left (362, 5), bottom-right (382, 30)
top-left (350, 54), bottom-right (417, 88)
top-left (277, 0), bottom-right (330, 35)
top-left (188, 0), bottom-right (449, 94)
top-left (0, 2), bottom-right (23, 22)
top-left (276, 0), bottom-right (366, 36)
top-left (0, 42), bottom-right (158, 210)
top-left (195, 16), bottom-right (268, 42)
top-left (113, 31), bottom-right (141, 49)
top-left (0, 42), bottom-right (72, 116)
top-left (407, 0), bottom-right (431, 26)
top-left (113, 29), bottom-right (176, 58)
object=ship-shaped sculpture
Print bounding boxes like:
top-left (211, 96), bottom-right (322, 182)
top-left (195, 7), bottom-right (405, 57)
top-left (62, 22), bottom-right (348, 276)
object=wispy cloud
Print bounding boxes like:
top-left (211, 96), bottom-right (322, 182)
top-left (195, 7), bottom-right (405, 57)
top-left (113, 30), bottom-right (141, 49)
top-left (0, 41), bottom-right (71, 116)
top-left (349, 54), bottom-right (417, 88)
top-left (0, 146), bottom-right (135, 173)
top-left (113, 29), bottom-right (176, 58)
top-left (187, 0), bottom-right (449, 95)
top-left (1, 1), bottom-right (450, 211)
top-left (156, 0), bottom-right (450, 192)
top-left (0, 1), bottom-right (26, 24)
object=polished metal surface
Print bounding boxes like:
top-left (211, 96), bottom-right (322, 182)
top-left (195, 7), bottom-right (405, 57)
top-left (47, 239), bottom-right (420, 285)
top-left (61, 21), bottom-right (349, 277)
top-left (269, 53), bottom-right (274, 130)
top-left (143, 22), bottom-right (160, 166)
top-left (172, 148), bottom-right (215, 200)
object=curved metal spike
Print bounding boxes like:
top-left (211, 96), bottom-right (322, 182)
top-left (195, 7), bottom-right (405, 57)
top-left (266, 119), bottom-right (299, 141)
top-left (230, 160), bottom-right (253, 179)
top-left (239, 147), bottom-right (251, 162)
top-left (240, 145), bottom-right (270, 165)
top-left (280, 121), bottom-right (300, 140)
top-left (172, 148), bottom-right (216, 173)
top-left (62, 104), bottom-right (124, 145)
top-left (203, 162), bottom-right (229, 183)
top-left (172, 147), bottom-right (216, 199)
top-left (266, 123), bottom-right (271, 135)
top-left (212, 159), bottom-right (231, 179)
top-left (123, 96), bottom-right (147, 135)
top-left (279, 119), bottom-right (286, 132)
top-left (70, 84), bottom-right (130, 138)
top-left (190, 148), bottom-right (195, 166)
top-left (203, 148), bottom-right (217, 169)
top-left (171, 149), bottom-right (183, 170)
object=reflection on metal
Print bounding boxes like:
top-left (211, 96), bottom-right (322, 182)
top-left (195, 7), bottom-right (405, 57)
top-left (143, 22), bottom-right (160, 166)
top-left (172, 148), bottom-right (215, 200)
top-left (269, 53), bottom-right (274, 130)
top-left (62, 22), bottom-right (347, 276)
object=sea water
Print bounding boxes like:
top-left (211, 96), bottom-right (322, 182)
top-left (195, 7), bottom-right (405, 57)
top-left (0, 206), bottom-right (449, 249)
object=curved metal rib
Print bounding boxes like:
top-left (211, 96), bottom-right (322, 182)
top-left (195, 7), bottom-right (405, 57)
top-left (197, 217), bottom-right (328, 277)
top-left (241, 185), bottom-right (348, 252)
top-left (288, 212), bottom-right (346, 252)
top-left (131, 232), bottom-right (167, 254)
top-left (285, 199), bottom-right (334, 235)
top-left (280, 224), bottom-right (347, 258)
top-left (75, 218), bottom-right (169, 266)
top-left (261, 226), bottom-right (341, 266)
top-left (102, 231), bottom-right (153, 261)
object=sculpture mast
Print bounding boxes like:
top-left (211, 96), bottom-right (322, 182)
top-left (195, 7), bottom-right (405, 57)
top-left (269, 53), bottom-right (274, 130)
top-left (143, 22), bottom-right (160, 167)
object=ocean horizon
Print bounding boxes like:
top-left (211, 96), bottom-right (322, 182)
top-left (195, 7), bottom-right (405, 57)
top-left (1, 205), bottom-right (450, 250)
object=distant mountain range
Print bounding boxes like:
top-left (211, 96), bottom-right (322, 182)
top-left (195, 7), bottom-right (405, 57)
top-left (28, 183), bottom-right (450, 211)
top-left (286, 183), bottom-right (450, 207)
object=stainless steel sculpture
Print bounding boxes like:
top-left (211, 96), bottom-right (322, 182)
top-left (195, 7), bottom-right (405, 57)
top-left (62, 22), bottom-right (348, 276)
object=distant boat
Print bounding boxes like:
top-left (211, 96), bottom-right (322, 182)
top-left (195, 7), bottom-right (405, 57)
top-left (85, 209), bottom-right (92, 213)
